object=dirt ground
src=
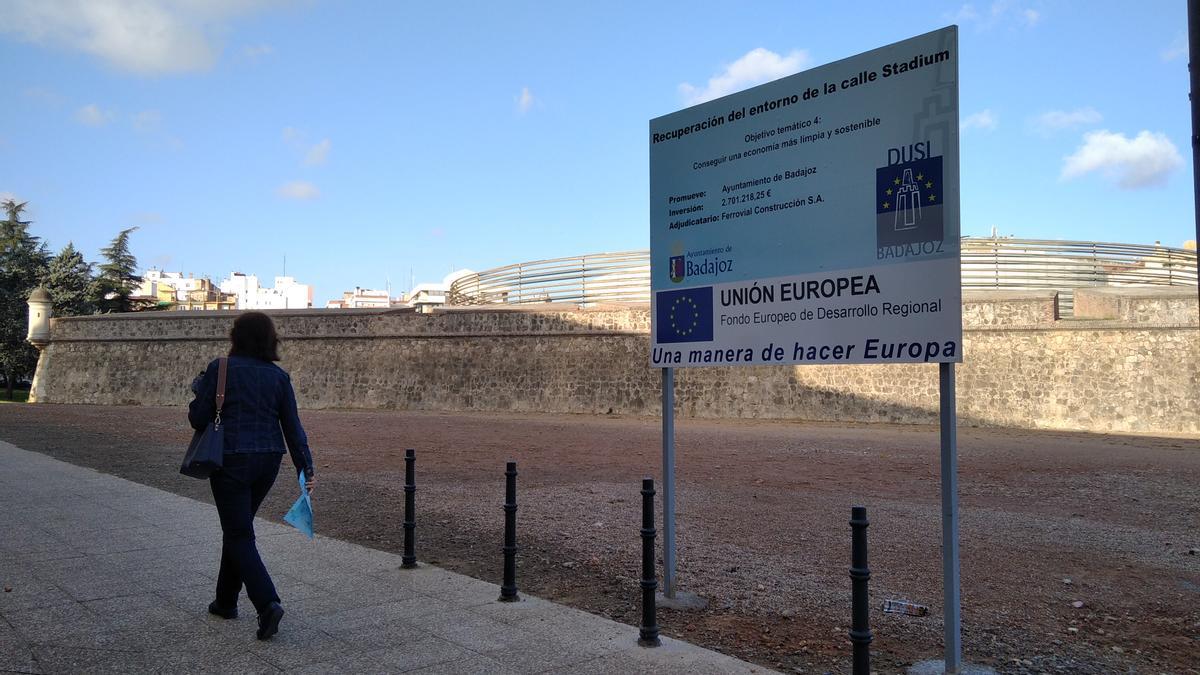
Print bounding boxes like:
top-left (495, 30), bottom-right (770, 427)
top-left (0, 404), bottom-right (1196, 674)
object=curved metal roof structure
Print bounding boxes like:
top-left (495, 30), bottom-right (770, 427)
top-left (448, 238), bottom-right (1197, 315)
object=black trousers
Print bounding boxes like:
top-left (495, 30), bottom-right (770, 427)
top-left (209, 452), bottom-right (283, 614)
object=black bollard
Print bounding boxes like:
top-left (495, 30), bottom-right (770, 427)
top-left (401, 449), bottom-right (417, 569)
top-left (498, 461), bottom-right (520, 602)
top-left (638, 477), bottom-right (661, 647)
top-left (849, 505), bottom-right (872, 675)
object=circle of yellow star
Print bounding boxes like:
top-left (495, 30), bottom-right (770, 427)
top-left (885, 188), bottom-right (893, 195)
top-left (882, 201), bottom-right (890, 209)
top-left (925, 181), bottom-right (933, 188)
top-left (669, 296), bottom-right (699, 336)
top-left (928, 194), bottom-right (937, 202)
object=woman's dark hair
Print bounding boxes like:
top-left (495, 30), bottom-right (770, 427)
top-left (229, 312), bottom-right (281, 361)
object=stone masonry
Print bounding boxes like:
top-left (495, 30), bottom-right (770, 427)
top-left (28, 289), bottom-right (1200, 435)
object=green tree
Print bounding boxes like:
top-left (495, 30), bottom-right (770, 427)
top-left (91, 227), bottom-right (142, 313)
top-left (44, 242), bottom-right (95, 316)
top-left (0, 199), bottom-right (49, 399)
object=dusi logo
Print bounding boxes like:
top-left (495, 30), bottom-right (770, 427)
top-left (876, 141), bottom-right (945, 259)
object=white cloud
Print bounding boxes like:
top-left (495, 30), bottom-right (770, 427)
top-left (304, 139), bottom-right (331, 166)
top-left (0, 0), bottom-right (292, 75)
top-left (961, 109), bottom-right (997, 132)
top-left (946, 2), bottom-right (1041, 29)
top-left (243, 43), bottom-right (273, 59)
top-left (132, 109), bottom-right (162, 131)
top-left (282, 128), bottom-right (331, 167)
top-left (945, 4), bottom-right (980, 23)
top-left (516, 87), bottom-right (535, 114)
top-left (133, 212), bottom-right (165, 224)
top-left (1061, 130), bottom-right (1183, 189)
top-left (75, 103), bottom-right (114, 126)
top-left (1161, 34), bottom-right (1186, 62)
top-left (129, 110), bottom-right (183, 149)
top-left (678, 48), bottom-right (811, 105)
top-left (23, 86), bottom-right (64, 106)
top-left (1032, 107), bottom-right (1102, 134)
top-left (277, 180), bottom-right (319, 200)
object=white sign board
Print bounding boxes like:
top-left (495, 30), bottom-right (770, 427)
top-left (650, 27), bottom-right (961, 368)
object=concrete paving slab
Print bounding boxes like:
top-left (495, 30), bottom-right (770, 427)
top-left (479, 633), bottom-right (620, 673)
top-left (404, 651), bottom-right (521, 674)
top-left (0, 620), bottom-right (41, 674)
top-left (564, 636), bottom-right (765, 675)
top-left (0, 530), bottom-right (81, 562)
top-left (0, 567), bottom-right (76, 613)
top-left (0, 439), bottom-right (775, 674)
top-left (405, 608), bottom-right (533, 653)
top-left (245, 625), bottom-right (360, 670)
top-left (142, 644), bottom-right (282, 674)
top-left (29, 644), bottom-right (159, 674)
top-left (317, 619), bottom-right (435, 653)
top-left (356, 636), bottom-right (487, 672)
top-left (81, 593), bottom-right (196, 632)
top-left (465, 595), bottom-right (573, 627)
top-left (300, 599), bottom-right (447, 636)
top-left (3, 601), bottom-right (112, 645)
top-left (149, 581), bottom-right (223, 613)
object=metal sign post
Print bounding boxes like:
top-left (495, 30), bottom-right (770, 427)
top-left (1190, 0), bottom-right (1200, 311)
top-left (661, 367), bottom-right (677, 598)
top-left (939, 362), bottom-right (962, 671)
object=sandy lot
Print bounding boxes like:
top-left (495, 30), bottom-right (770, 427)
top-left (1, 404), bottom-right (1196, 674)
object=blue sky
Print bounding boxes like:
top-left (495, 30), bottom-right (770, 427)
top-left (1, 0), bottom-right (1192, 304)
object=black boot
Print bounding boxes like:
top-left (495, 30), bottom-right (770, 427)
top-left (256, 601), bottom-right (284, 640)
top-left (208, 601), bottom-right (237, 620)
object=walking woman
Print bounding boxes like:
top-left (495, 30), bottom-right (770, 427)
top-left (189, 312), bottom-right (315, 640)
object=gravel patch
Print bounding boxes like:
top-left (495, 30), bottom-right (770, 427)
top-left (1, 404), bottom-right (1197, 674)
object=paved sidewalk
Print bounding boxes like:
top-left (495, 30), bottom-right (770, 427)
top-left (0, 440), bottom-right (772, 674)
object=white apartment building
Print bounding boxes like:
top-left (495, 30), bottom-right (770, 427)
top-left (219, 273), bottom-right (314, 310)
top-left (138, 269), bottom-right (185, 299)
top-left (138, 270), bottom-right (213, 301)
top-left (400, 269), bottom-right (474, 310)
top-left (137, 269), bottom-right (237, 310)
top-left (324, 270), bottom-right (473, 310)
top-left (325, 287), bottom-right (391, 309)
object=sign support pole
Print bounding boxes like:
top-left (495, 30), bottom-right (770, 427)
top-left (939, 362), bottom-right (962, 672)
top-left (661, 366), bottom-right (677, 598)
top-left (1189, 0), bottom-right (1200, 311)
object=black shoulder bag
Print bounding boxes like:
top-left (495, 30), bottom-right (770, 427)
top-left (180, 358), bottom-right (227, 479)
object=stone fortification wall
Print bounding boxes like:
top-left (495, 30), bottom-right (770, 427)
top-left (29, 289), bottom-right (1200, 434)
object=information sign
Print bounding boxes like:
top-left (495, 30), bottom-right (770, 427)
top-left (650, 27), bottom-right (961, 367)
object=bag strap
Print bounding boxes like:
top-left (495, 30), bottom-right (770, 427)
top-left (215, 357), bottom-right (228, 412)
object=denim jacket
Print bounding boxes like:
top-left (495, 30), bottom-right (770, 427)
top-left (189, 355), bottom-right (314, 478)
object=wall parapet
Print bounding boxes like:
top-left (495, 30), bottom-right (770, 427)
top-left (1072, 287), bottom-right (1198, 324)
top-left (29, 291), bottom-right (1200, 434)
top-left (961, 290), bottom-right (1058, 327)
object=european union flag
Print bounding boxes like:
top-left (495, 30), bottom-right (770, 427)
top-left (655, 287), bottom-right (713, 344)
